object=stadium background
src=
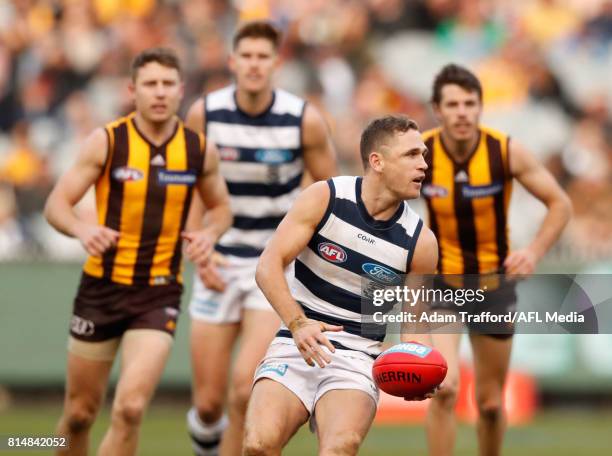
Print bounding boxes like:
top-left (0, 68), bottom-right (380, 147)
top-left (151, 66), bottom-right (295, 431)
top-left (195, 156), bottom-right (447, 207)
top-left (1, 0), bottom-right (611, 454)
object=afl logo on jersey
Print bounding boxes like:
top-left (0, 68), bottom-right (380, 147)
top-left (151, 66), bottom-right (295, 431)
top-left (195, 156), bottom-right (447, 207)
top-left (318, 242), bottom-right (347, 263)
top-left (113, 167), bottom-right (143, 182)
top-left (219, 147), bottom-right (240, 161)
top-left (421, 184), bottom-right (448, 198)
top-left (362, 263), bottom-right (400, 285)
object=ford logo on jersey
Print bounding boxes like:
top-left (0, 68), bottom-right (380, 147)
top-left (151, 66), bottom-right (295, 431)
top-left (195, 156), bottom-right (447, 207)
top-left (255, 149), bottom-right (292, 164)
top-left (318, 242), bottom-right (347, 263)
top-left (362, 263), bottom-right (400, 284)
top-left (112, 167), bottom-right (143, 182)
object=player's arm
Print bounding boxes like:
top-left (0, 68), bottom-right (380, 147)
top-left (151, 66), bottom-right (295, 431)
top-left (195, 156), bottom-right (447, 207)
top-left (182, 138), bottom-right (232, 267)
top-left (505, 141), bottom-right (572, 276)
top-left (184, 97), bottom-right (206, 232)
top-left (301, 104), bottom-right (339, 181)
top-left (256, 181), bottom-right (343, 368)
top-left (400, 227), bottom-right (438, 344)
top-left (43, 128), bottom-right (119, 256)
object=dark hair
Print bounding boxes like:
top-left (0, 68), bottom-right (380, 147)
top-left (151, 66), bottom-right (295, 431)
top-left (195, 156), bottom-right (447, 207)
top-left (432, 63), bottom-right (482, 104)
top-left (360, 115), bottom-right (420, 169)
top-left (131, 47), bottom-right (182, 81)
top-left (233, 20), bottom-right (281, 50)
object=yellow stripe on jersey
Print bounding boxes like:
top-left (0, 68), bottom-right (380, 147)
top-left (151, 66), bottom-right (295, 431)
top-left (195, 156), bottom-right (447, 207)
top-left (110, 117), bottom-right (150, 284)
top-left (149, 126), bottom-right (187, 285)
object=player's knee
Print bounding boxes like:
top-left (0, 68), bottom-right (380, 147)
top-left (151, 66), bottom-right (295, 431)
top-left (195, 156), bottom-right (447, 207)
top-left (243, 430), bottom-right (280, 456)
top-left (64, 405), bottom-right (97, 434)
top-left (194, 394), bottom-right (224, 423)
top-left (320, 431), bottom-right (362, 456)
top-left (113, 397), bottom-right (147, 427)
top-left (477, 399), bottom-right (504, 423)
top-left (433, 378), bottom-right (459, 408)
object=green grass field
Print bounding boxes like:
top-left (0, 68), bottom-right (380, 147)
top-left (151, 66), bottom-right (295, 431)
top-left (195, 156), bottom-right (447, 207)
top-left (1, 401), bottom-right (611, 455)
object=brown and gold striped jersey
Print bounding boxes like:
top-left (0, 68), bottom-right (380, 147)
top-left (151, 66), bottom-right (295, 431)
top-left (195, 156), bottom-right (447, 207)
top-left (83, 113), bottom-right (205, 286)
top-left (422, 126), bottom-right (512, 275)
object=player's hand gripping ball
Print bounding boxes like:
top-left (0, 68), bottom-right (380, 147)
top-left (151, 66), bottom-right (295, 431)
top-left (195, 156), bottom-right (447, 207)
top-left (373, 342), bottom-right (447, 399)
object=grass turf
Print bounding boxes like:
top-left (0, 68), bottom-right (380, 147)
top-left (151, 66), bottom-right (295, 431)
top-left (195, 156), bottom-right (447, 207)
top-left (1, 402), bottom-right (611, 455)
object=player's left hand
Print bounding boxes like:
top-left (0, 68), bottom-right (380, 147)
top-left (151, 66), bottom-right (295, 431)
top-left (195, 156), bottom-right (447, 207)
top-left (503, 248), bottom-right (538, 280)
top-left (182, 229), bottom-right (215, 266)
top-left (289, 316), bottom-right (343, 368)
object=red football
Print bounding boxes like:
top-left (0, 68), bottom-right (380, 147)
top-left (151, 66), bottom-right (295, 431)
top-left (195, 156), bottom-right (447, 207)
top-left (373, 342), bottom-right (447, 399)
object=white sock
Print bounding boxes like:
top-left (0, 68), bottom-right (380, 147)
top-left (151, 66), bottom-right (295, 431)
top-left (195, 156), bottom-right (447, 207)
top-left (187, 407), bottom-right (228, 456)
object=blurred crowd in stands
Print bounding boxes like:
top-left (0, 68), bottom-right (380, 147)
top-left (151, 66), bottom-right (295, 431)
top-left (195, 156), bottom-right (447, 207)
top-left (0, 0), bottom-right (611, 266)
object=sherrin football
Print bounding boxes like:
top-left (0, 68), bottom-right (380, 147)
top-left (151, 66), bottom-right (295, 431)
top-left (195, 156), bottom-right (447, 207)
top-left (373, 342), bottom-right (447, 399)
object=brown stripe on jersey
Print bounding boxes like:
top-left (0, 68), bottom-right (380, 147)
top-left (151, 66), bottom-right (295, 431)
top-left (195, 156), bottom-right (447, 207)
top-left (133, 144), bottom-right (168, 283)
top-left (423, 135), bottom-right (441, 270)
top-left (486, 134), bottom-right (508, 268)
top-left (169, 129), bottom-right (201, 277)
top-left (102, 121), bottom-right (129, 280)
top-left (454, 160), bottom-right (479, 274)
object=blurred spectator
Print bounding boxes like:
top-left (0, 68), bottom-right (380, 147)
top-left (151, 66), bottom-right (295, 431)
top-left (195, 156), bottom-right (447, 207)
top-left (0, 0), bottom-right (609, 264)
top-left (0, 120), bottom-right (51, 251)
top-left (519, 0), bottom-right (581, 46)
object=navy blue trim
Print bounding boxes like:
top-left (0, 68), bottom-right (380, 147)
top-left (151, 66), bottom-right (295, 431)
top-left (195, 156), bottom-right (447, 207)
top-left (217, 146), bottom-right (300, 164)
top-left (203, 95), bottom-right (208, 138)
top-left (355, 177), bottom-right (405, 229)
top-left (307, 232), bottom-right (405, 276)
top-left (206, 108), bottom-right (302, 128)
top-left (234, 89), bottom-right (276, 120)
top-left (226, 173), bottom-right (302, 196)
top-left (314, 179), bottom-right (335, 233)
top-left (215, 244), bottom-right (263, 257)
top-left (333, 198), bottom-right (412, 249)
top-left (233, 215), bottom-right (284, 231)
top-left (189, 434), bottom-right (220, 450)
top-left (295, 260), bottom-right (362, 313)
top-left (299, 101), bottom-right (307, 150)
top-left (406, 219), bottom-right (424, 272)
top-left (275, 329), bottom-right (377, 359)
top-left (298, 304), bottom-right (386, 342)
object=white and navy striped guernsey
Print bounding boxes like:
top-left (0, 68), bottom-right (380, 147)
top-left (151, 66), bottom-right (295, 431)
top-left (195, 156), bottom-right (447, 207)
top-left (276, 176), bottom-right (424, 357)
top-left (205, 85), bottom-right (306, 257)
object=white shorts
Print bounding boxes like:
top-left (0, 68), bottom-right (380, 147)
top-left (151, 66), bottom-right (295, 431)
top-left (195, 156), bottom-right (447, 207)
top-left (189, 255), bottom-right (273, 323)
top-left (253, 340), bottom-right (379, 417)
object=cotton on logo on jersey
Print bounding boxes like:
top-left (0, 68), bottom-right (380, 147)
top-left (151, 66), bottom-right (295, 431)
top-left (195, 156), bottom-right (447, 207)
top-left (112, 167), bottom-right (143, 182)
top-left (318, 242), bottom-right (347, 263)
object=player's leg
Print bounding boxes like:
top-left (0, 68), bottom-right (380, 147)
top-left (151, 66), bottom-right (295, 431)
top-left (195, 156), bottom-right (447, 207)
top-left (242, 379), bottom-right (309, 455)
top-left (314, 390), bottom-right (377, 456)
top-left (187, 320), bottom-right (239, 454)
top-left (55, 338), bottom-right (117, 456)
top-left (97, 329), bottom-right (172, 456)
top-left (470, 333), bottom-right (512, 456)
top-left (426, 331), bottom-right (463, 456)
top-left (187, 265), bottom-right (243, 455)
top-left (219, 308), bottom-right (280, 456)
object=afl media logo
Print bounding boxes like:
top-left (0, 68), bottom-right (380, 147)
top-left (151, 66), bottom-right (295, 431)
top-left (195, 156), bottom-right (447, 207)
top-left (318, 242), bottom-right (347, 263)
top-left (113, 167), bottom-right (143, 182)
